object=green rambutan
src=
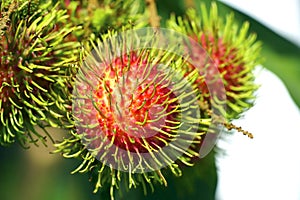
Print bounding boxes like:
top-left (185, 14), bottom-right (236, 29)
top-left (0, 1), bottom-right (80, 146)
top-left (60, 0), bottom-right (146, 42)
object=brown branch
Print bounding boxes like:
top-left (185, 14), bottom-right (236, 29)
top-left (224, 123), bottom-right (254, 139)
top-left (184, 0), bottom-right (195, 9)
top-left (87, 0), bottom-right (99, 13)
top-left (0, 1), bottom-right (16, 36)
top-left (199, 101), bottom-right (254, 139)
top-left (145, 0), bottom-right (160, 27)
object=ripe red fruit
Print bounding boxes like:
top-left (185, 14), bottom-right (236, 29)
top-left (57, 26), bottom-right (236, 199)
top-left (0, 2), bottom-right (79, 146)
top-left (167, 3), bottom-right (262, 119)
top-left (73, 43), bottom-right (206, 169)
top-left (64, 27), bottom-right (219, 197)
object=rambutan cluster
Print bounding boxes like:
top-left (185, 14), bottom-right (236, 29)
top-left (1, 1), bottom-right (261, 199)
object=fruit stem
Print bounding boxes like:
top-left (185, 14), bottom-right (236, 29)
top-left (223, 122), bottom-right (254, 139)
top-left (145, 0), bottom-right (160, 27)
top-left (184, 0), bottom-right (195, 9)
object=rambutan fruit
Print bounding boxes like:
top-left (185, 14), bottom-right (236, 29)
top-left (0, 2), bottom-right (80, 146)
top-left (166, 2), bottom-right (262, 120)
top-left (59, 0), bottom-right (146, 42)
top-left (55, 27), bottom-right (226, 199)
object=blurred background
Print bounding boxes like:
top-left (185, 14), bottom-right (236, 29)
top-left (217, 0), bottom-right (300, 199)
top-left (0, 0), bottom-right (299, 199)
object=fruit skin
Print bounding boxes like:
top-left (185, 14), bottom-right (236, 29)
top-left (0, 2), bottom-right (80, 146)
top-left (83, 51), bottom-right (180, 153)
top-left (166, 2), bottom-right (262, 120)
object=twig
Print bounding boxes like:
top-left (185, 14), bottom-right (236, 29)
top-left (0, 1), bottom-right (16, 36)
top-left (224, 123), bottom-right (254, 139)
top-left (145, 0), bottom-right (160, 27)
top-left (184, 0), bottom-right (195, 9)
top-left (200, 101), bottom-right (254, 139)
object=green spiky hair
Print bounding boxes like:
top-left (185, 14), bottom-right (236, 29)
top-left (0, 1), bottom-right (80, 146)
top-left (167, 2), bottom-right (262, 120)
